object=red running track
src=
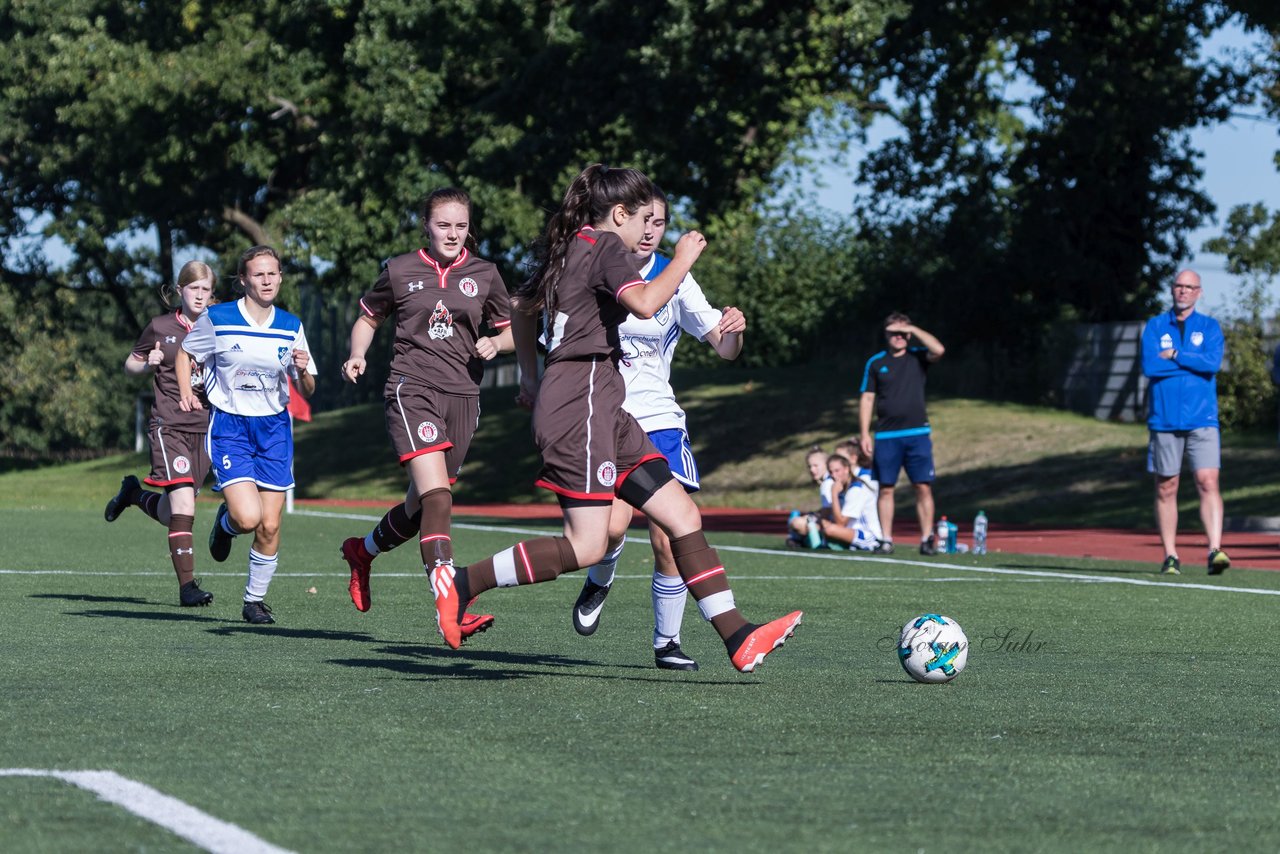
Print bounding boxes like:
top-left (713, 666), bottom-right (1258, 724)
top-left (299, 500), bottom-right (1280, 571)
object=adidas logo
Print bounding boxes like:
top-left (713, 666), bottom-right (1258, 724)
top-left (430, 564), bottom-right (455, 600)
top-left (231, 343), bottom-right (243, 352)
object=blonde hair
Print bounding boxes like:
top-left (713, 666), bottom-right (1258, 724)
top-left (162, 260), bottom-right (217, 308)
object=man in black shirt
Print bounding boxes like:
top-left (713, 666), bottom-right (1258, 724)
top-left (858, 312), bottom-right (946, 554)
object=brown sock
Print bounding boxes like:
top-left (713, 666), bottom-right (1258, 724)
top-left (464, 537), bottom-right (579, 597)
top-left (418, 488), bottom-right (454, 572)
top-left (168, 514), bottom-right (196, 586)
top-left (136, 489), bottom-right (164, 522)
top-left (372, 501), bottom-right (422, 553)
top-left (669, 531), bottom-right (749, 644)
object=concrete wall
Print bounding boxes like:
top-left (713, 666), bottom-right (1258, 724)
top-left (1061, 321), bottom-right (1148, 422)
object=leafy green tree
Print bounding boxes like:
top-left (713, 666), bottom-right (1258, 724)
top-left (1204, 203), bottom-right (1279, 429)
top-left (1, 0), bottom-right (898, 452)
top-left (854, 0), bottom-right (1252, 398)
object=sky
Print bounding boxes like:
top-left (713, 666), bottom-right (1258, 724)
top-left (802, 21), bottom-right (1280, 318)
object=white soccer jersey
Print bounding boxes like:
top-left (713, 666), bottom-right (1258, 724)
top-left (182, 299), bottom-right (319, 417)
top-left (617, 254), bottom-right (722, 432)
top-left (837, 480), bottom-right (883, 545)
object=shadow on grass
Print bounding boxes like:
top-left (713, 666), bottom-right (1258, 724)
top-left (68, 608), bottom-right (225, 623)
top-left (206, 626), bottom-right (377, 642)
top-left (331, 644), bottom-right (752, 685)
top-left (31, 593), bottom-right (150, 604)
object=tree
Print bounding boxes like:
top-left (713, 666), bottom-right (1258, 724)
top-left (0, 0), bottom-right (897, 453)
top-left (853, 0), bottom-right (1251, 397)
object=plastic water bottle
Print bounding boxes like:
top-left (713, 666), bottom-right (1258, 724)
top-left (806, 514), bottom-right (823, 549)
top-left (973, 510), bottom-right (988, 555)
top-left (936, 517), bottom-right (949, 551)
top-left (946, 520), bottom-right (958, 553)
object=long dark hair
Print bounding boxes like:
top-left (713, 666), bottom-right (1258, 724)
top-left (421, 187), bottom-right (478, 253)
top-left (517, 164), bottom-right (655, 313)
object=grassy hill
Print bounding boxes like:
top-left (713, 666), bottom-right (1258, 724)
top-left (3, 363), bottom-right (1277, 529)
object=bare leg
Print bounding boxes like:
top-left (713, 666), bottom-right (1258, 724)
top-left (878, 485), bottom-right (896, 543)
top-left (1193, 468), bottom-right (1223, 552)
top-left (914, 481), bottom-right (935, 543)
top-left (1154, 474), bottom-right (1180, 558)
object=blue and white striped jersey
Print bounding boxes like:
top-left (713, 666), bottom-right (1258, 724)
top-left (182, 299), bottom-right (318, 417)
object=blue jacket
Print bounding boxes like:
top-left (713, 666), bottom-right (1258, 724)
top-left (1141, 309), bottom-right (1223, 431)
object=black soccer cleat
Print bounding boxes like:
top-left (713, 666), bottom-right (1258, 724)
top-left (242, 600), bottom-right (275, 624)
top-left (1207, 549), bottom-right (1230, 575)
top-left (104, 475), bottom-right (141, 522)
top-left (654, 641), bottom-right (699, 671)
top-left (872, 539), bottom-right (895, 555)
top-left (208, 502), bottom-right (234, 563)
top-left (179, 579), bottom-right (214, 607)
top-left (1160, 555), bottom-right (1181, 575)
top-left (572, 579), bottom-right (612, 636)
top-left (919, 535), bottom-right (938, 556)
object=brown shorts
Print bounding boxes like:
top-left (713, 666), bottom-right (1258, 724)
top-left (384, 377), bottom-right (479, 483)
top-left (533, 359), bottom-right (664, 500)
top-left (145, 424), bottom-right (211, 490)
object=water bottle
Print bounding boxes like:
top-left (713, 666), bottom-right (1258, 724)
top-left (946, 520), bottom-right (958, 553)
top-left (806, 514), bottom-right (823, 549)
top-left (973, 510), bottom-right (988, 555)
top-left (935, 517), bottom-right (949, 551)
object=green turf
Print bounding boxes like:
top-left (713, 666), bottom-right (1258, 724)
top-left (2, 506), bottom-right (1279, 852)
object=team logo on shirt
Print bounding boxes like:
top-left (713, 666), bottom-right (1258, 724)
top-left (1159, 333), bottom-right (1174, 350)
top-left (173, 455), bottom-right (191, 474)
top-left (459, 277), bottom-right (479, 298)
top-left (277, 346), bottom-right (291, 367)
top-left (654, 305), bottom-right (670, 326)
top-left (1191, 331), bottom-right (1204, 347)
top-left (417, 421), bottom-right (440, 444)
top-left (428, 300), bottom-right (454, 340)
top-left (596, 461), bottom-right (617, 488)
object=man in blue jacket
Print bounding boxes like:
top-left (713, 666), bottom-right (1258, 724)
top-left (1141, 269), bottom-right (1229, 575)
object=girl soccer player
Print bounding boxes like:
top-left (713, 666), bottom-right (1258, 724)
top-left (338, 187), bottom-right (511, 639)
top-left (568, 187), bottom-right (748, 671)
top-left (430, 164), bottom-right (801, 672)
top-left (104, 260), bottom-right (216, 607)
top-left (176, 245), bottom-right (318, 624)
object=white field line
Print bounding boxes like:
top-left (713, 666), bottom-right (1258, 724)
top-left (0, 769), bottom-right (294, 854)
top-left (286, 508), bottom-right (1280, 598)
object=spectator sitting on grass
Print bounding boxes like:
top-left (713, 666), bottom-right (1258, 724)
top-left (817, 453), bottom-right (884, 551)
top-left (787, 446), bottom-right (834, 547)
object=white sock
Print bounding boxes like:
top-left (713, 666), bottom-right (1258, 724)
top-left (652, 570), bottom-right (688, 648)
top-left (221, 512), bottom-right (239, 537)
top-left (244, 548), bottom-right (278, 602)
top-left (587, 536), bottom-right (625, 587)
top-left (363, 533), bottom-right (381, 557)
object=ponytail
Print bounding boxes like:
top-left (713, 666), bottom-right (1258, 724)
top-left (518, 164), bottom-right (655, 315)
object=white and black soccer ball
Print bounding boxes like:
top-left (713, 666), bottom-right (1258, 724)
top-left (897, 614), bottom-right (969, 683)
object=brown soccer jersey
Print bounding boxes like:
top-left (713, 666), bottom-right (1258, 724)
top-left (360, 248), bottom-right (512, 395)
top-left (131, 311), bottom-right (210, 432)
top-left (543, 228), bottom-right (646, 366)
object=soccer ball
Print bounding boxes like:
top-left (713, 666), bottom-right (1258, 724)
top-left (897, 614), bottom-right (969, 683)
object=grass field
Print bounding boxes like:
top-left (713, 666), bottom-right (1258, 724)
top-left (3, 502), bottom-right (1280, 852)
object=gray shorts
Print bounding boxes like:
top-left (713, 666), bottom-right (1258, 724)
top-left (1147, 427), bottom-right (1220, 477)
